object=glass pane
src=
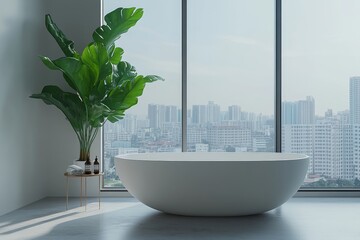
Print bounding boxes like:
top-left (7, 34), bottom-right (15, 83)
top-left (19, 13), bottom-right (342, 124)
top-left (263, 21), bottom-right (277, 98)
top-left (283, 0), bottom-right (360, 188)
top-left (103, 0), bottom-right (181, 188)
top-left (187, 0), bottom-right (275, 152)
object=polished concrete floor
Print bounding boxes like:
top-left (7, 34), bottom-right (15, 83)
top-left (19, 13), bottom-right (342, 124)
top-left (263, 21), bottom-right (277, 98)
top-left (0, 197), bottom-right (359, 240)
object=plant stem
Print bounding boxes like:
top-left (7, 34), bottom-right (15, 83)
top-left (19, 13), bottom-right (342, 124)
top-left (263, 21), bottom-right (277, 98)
top-left (77, 126), bottom-right (100, 161)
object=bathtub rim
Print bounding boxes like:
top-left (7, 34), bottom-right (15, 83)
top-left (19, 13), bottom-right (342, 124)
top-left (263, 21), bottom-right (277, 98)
top-left (115, 152), bottom-right (309, 162)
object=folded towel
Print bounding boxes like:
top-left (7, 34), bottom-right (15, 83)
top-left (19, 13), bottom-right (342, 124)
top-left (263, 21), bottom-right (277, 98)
top-left (66, 165), bottom-right (84, 175)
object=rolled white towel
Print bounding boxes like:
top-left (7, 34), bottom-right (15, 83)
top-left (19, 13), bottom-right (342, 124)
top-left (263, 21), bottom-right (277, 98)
top-left (66, 165), bottom-right (84, 175)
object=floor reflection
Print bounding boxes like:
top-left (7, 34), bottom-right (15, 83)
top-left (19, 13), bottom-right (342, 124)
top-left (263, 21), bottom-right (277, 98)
top-left (123, 207), bottom-right (300, 240)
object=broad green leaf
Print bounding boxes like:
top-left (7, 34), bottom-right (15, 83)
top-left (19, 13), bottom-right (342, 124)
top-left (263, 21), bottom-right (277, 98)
top-left (103, 75), bottom-right (162, 112)
top-left (81, 43), bottom-right (112, 87)
top-left (88, 103), bottom-right (110, 128)
top-left (39, 56), bottom-right (78, 91)
top-left (62, 73), bottom-right (78, 92)
top-left (118, 76), bottom-right (147, 110)
top-left (107, 110), bottom-right (125, 123)
top-left (142, 75), bottom-right (165, 82)
top-left (92, 7), bottom-right (143, 51)
top-left (119, 75), bottom-right (164, 110)
top-left (113, 61), bottom-right (137, 86)
top-left (40, 56), bottom-right (58, 70)
top-left (96, 75), bottom-right (113, 101)
top-left (30, 85), bottom-right (86, 131)
top-left (110, 47), bottom-right (124, 64)
top-left (53, 57), bottom-right (95, 101)
top-left (103, 85), bottom-right (128, 110)
top-left (45, 14), bottom-right (77, 57)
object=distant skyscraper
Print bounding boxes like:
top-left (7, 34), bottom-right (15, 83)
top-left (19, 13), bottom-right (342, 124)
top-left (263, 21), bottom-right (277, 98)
top-left (350, 76), bottom-right (360, 124)
top-left (350, 77), bottom-right (360, 179)
top-left (192, 105), bottom-right (207, 124)
top-left (282, 101), bottom-right (296, 124)
top-left (148, 104), bottom-right (158, 128)
top-left (158, 105), bottom-right (166, 126)
top-left (297, 96), bottom-right (315, 124)
top-left (207, 101), bottom-right (221, 123)
top-left (165, 106), bottom-right (178, 123)
top-left (192, 105), bottom-right (200, 124)
top-left (148, 104), bottom-right (166, 128)
top-left (228, 105), bottom-right (241, 121)
top-left (282, 96), bottom-right (315, 124)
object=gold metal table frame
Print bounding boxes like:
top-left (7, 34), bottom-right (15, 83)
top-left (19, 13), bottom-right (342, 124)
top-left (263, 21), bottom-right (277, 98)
top-left (64, 172), bottom-right (103, 211)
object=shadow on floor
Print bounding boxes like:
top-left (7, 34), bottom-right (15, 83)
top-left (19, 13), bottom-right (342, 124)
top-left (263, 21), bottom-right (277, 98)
top-left (0, 198), bottom-right (91, 236)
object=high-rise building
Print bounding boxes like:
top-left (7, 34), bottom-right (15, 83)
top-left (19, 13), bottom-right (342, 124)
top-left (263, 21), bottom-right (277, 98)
top-left (165, 105), bottom-right (178, 123)
top-left (158, 105), bottom-right (166, 127)
top-left (228, 105), bottom-right (241, 121)
top-left (350, 77), bottom-right (360, 179)
top-left (121, 115), bottom-right (137, 134)
top-left (350, 76), bottom-right (360, 124)
top-left (353, 124), bottom-right (360, 179)
top-left (208, 126), bottom-right (252, 150)
top-left (282, 119), bottom-right (354, 180)
top-left (282, 124), bottom-right (315, 174)
top-left (297, 96), bottom-right (315, 124)
top-left (148, 104), bottom-right (167, 128)
top-left (148, 104), bottom-right (158, 128)
top-left (282, 101), bottom-right (296, 124)
top-left (313, 123), bottom-right (353, 180)
top-left (192, 105), bottom-right (207, 124)
top-left (282, 96), bottom-right (315, 124)
top-left (207, 101), bottom-right (221, 123)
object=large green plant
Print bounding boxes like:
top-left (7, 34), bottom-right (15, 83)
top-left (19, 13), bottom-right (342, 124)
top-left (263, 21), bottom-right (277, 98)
top-left (31, 7), bottom-right (163, 161)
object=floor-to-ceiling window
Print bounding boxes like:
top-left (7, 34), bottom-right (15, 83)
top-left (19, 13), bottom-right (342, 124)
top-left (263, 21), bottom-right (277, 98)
top-left (103, 0), bottom-right (360, 191)
top-left (283, 0), bottom-right (360, 189)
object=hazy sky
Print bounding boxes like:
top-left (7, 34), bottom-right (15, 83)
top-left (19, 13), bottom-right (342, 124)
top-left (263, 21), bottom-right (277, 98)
top-left (105, 0), bottom-right (360, 116)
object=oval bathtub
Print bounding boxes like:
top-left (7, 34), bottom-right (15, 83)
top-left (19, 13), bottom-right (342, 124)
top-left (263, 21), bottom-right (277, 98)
top-left (115, 152), bottom-right (309, 217)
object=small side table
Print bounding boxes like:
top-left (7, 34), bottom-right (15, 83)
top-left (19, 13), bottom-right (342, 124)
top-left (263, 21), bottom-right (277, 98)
top-left (64, 172), bottom-right (103, 211)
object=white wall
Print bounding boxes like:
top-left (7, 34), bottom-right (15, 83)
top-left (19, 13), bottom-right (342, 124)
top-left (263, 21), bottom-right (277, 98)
top-left (0, 0), bottom-right (126, 216)
top-left (0, 0), bottom-right (48, 216)
top-left (37, 0), bottom-right (101, 197)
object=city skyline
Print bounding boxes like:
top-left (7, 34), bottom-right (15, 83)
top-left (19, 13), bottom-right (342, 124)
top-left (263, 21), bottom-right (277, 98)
top-left (125, 95), bottom-right (350, 121)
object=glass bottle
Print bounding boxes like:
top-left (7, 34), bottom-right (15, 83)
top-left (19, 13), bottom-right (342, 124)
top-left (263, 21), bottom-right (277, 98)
top-left (84, 158), bottom-right (92, 174)
top-left (93, 156), bottom-right (100, 174)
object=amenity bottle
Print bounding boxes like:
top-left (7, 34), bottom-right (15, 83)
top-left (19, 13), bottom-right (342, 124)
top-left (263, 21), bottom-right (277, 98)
top-left (84, 158), bottom-right (92, 174)
top-left (94, 156), bottom-right (100, 174)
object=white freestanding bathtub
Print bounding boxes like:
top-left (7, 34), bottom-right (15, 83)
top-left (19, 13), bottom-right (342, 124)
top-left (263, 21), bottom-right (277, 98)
top-left (115, 152), bottom-right (309, 216)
